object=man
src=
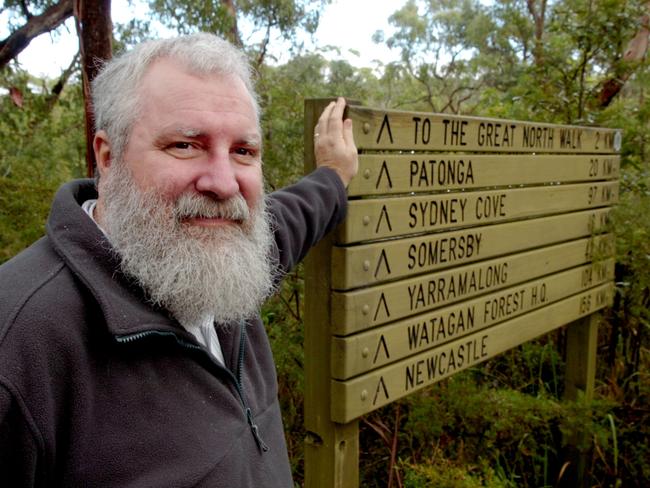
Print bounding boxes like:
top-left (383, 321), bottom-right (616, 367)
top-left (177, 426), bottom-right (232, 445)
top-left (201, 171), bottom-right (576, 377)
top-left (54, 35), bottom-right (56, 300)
top-left (0, 33), bottom-right (357, 487)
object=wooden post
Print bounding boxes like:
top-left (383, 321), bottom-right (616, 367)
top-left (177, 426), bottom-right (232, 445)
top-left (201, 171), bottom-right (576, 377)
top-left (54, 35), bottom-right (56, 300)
top-left (565, 314), bottom-right (599, 402)
top-left (304, 99), bottom-right (359, 488)
top-left (561, 313), bottom-right (600, 487)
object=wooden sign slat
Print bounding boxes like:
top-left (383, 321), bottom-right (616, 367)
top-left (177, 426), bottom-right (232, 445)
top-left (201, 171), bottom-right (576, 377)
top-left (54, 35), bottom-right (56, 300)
top-left (339, 181), bottom-right (618, 244)
top-left (350, 154), bottom-right (620, 196)
top-left (349, 106), bottom-right (622, 154)
top-left (330, 282), bottom-right (614, 423)
top-left (332, 208), bottom-right (611, 290)
top-left (331, 234), bottom-right (614, 333)
top-left (331, 259), bottom-right (615, 380)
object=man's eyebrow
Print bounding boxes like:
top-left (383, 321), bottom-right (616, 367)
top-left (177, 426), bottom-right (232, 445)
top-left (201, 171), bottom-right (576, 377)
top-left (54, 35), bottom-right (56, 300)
top-left (155, 127), bottom-right (262, 147)
top-left (153, 128), bottom-right (207, 147)
top-left (166, 127), bottom-right (204, 138)
top-left (237, 135), bottom-right (262, 146)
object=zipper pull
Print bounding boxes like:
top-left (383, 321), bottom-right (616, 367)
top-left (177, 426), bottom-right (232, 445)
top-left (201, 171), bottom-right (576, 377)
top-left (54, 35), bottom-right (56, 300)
top-left (246, 408), bottom-right (269, 452)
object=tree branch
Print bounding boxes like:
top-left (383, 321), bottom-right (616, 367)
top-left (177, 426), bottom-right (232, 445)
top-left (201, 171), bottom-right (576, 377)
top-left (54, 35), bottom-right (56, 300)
top-left (255, 22), bottom-right (272, 69)
top-left (0, 0), bottom-right (74, 69)
top-left (48, 51), bottom-right (80, 106)
top-left (598, 5), bottom-right (650, 107)
top-left (19, 0), bottom-right (32, 19)
top-left (220, 0), bottom-right (243, 47)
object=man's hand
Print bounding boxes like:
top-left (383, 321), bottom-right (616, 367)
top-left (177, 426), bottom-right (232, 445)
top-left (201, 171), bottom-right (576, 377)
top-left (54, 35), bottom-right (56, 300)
top-left (314, 97), bottom-right (358, 188)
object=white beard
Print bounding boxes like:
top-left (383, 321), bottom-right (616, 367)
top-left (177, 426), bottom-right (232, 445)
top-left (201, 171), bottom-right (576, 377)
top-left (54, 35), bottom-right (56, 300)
top-left (99, 162), bottom-right (277, 328)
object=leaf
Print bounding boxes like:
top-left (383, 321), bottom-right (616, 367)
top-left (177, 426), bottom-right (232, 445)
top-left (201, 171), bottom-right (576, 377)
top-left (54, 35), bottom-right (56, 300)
top-left (9, 87), bottom-right (24, 108)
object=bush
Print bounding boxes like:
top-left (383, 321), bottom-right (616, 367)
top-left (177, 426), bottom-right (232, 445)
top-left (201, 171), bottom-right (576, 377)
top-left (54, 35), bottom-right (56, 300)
top-left (0, 177), bottom-right (57, 263)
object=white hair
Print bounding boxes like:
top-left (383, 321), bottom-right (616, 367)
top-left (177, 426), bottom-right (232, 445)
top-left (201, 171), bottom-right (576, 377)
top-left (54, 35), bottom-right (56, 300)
top-left (91, 33), bottom-right (259, 164)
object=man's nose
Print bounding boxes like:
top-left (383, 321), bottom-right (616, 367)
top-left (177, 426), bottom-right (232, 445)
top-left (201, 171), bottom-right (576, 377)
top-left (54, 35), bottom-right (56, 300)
top-left (194, 150), bottom-right (240, 199)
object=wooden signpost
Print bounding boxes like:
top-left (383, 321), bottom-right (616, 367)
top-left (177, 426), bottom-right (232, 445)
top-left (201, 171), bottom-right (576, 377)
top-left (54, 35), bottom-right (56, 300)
top-left (303, 100), bottom-right (620, 487)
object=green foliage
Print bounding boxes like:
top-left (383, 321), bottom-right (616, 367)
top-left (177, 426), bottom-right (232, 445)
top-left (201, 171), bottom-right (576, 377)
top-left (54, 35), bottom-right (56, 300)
top-left (355, 351), bottom-right (649, 487)
top-left (377, 0), bottom-right (492, 113)
top-left (113, 19), bottom-right (155, 52)
top-left (402, 457), bottom-right (513, 487)
top-left (611, 167), bottom-right (650, 329)
top-left (258, 54), bottom-right (381, 189)
top-left (530, 0), bottom-right (644, 123)
top-left (374, 0), bottom-right (647, 122)
top-left (0, 67), bottom-right (85, 262)
top-left (0, 177), bottom-right (56, 262)
top-left (383, 372), bottom-right (621, 487)
top-left (148, 0), bottom-right (329, 64)
top-left (261, 267), bottom-right (307, 482)
top-left (405, 377), bottom-right (566, 486)
top-left (0, 69), bottom-right (86, 184)
top-left (149, 0), bottom-right (240, 37)
top-left (601, 165), bottom-right (650, 406)
top-left (479, 339), bottom-right (565, 398)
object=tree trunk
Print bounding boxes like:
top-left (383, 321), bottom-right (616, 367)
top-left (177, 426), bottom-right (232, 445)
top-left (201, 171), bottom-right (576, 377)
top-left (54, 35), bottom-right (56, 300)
top-left (0, 0), bottom-right (74, 69)
top-left (74, 0), bottom-right (113, 178)
top-left (526, 0), bottom-right (547, 67)
top-left (221, 0), bottom-right (242, 47)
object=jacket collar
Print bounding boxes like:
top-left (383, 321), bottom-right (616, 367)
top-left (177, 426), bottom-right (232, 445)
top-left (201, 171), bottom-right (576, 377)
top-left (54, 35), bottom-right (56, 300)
top-left (45, 179), bottom-right (181, 338)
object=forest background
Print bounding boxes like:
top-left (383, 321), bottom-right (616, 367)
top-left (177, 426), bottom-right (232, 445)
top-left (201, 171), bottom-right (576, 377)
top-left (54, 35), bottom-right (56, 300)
top-left (1, 0), bottom-right (649, 486)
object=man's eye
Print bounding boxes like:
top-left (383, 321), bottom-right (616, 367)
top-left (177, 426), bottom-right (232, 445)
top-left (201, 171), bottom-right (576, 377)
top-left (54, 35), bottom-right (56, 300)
top-left (163, 141), bottom-right (201, 159)
top-left (234, 147), bottom-right (254, 156)
top-left (172, 142), bottom-right (192, 150)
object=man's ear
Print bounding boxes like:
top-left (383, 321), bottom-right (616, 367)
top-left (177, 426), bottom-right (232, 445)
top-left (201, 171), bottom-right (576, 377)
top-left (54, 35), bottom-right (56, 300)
top-left (93, 130), bottom-right (112, 179)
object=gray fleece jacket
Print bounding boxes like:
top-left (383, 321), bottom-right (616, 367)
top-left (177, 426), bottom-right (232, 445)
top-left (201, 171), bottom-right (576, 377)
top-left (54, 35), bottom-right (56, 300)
top-left (0, 167), bottom-right (346, 487)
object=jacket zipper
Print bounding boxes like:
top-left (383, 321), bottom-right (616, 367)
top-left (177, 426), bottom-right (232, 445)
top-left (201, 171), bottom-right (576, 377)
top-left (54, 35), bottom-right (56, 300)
top-left (116, 324), bottom-right (269, 452)
top-left (235, 322), bottom-right (269, 452)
